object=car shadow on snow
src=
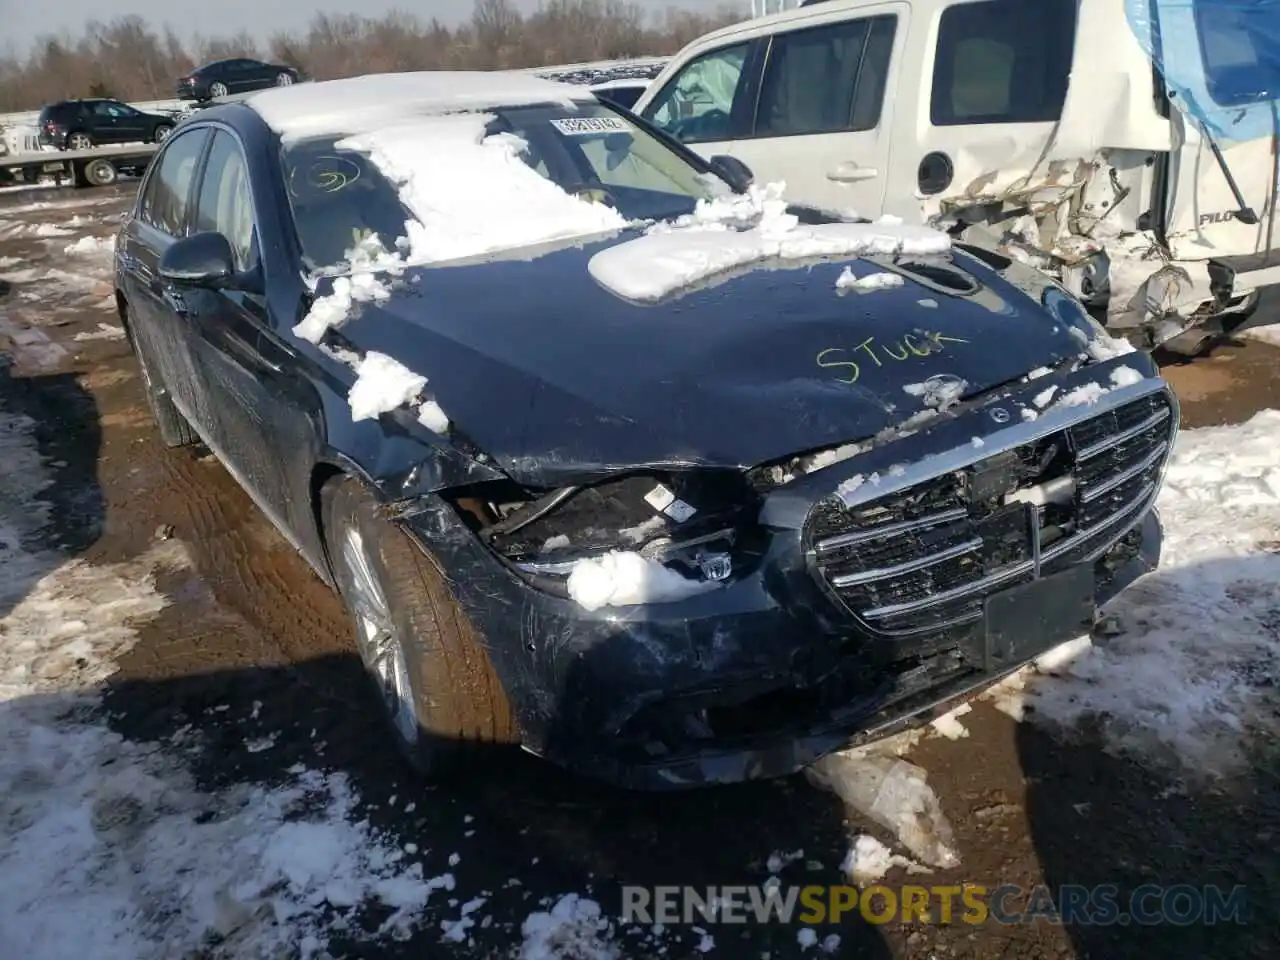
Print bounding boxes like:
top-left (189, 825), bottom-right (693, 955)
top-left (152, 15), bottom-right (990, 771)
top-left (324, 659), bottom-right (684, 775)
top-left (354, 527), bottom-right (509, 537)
top-left (0, 358), bottom-right (105, 623)
top-left (99, 652), bottom-right (894, 958)
top-left (1017, 552), bottom-right (1280, 959)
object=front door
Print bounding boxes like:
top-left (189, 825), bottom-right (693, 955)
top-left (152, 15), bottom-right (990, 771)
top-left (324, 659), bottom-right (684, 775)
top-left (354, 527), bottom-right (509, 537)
top-left (639, 5), bottom-right (904, 218)
top-left (120, 126), bottom-right (211, 419)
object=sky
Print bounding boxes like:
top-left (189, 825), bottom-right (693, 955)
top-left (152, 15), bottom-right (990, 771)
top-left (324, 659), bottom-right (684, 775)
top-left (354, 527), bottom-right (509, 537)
top-left (1, 0), bottom-right (756, 57)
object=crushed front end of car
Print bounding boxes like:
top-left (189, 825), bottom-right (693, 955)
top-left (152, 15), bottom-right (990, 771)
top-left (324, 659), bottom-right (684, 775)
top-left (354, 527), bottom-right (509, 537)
top-left (388, 345), bottom-right (1176, 790)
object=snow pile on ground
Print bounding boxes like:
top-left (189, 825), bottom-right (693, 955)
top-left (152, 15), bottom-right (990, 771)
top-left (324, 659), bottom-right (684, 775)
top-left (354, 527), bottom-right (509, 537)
top-left (63, 235), bottom-right (115, 256)
top-left (836, 267), bottom-right (904, 293)
top-left (589, 184), bottom-right (951, 302)
top-left (0, 403), bottom-right (454, 958)
top-left (1240, 323), bottom-right (1280, 347)
top-left (519, 894), bottom-right (618, 960)
top-left (805, 752), bottom-right (959, 870)
top-left (566, 550), bottom-right (718, 611)
top-left (990, 410), bottom-right (1280, 776)
top-left (840, 835), bottom-right (924, 886)
top-left (72, 322), bottom-right (125, 343)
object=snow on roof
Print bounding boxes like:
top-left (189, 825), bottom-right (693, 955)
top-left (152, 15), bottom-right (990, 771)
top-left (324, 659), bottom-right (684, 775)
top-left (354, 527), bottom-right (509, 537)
top-left (247, 71), bottom-right (595, 141)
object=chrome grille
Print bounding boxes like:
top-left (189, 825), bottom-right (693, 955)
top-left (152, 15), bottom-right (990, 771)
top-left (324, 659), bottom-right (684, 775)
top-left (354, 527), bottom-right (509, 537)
top-left (807, 390), bottom-right (1175, 640)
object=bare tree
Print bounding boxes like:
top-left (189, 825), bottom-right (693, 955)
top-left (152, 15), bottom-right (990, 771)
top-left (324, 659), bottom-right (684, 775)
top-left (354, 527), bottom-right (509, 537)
top-left (0, 1), bottom-right (748, 112)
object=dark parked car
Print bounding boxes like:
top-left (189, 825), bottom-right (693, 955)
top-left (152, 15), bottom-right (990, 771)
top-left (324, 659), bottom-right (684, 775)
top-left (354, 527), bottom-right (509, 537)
top-left (176, 58), bottom-right (302, 101)
top-left (38, 99), bottom-right (176, 151)
top-left (114, 74), bottom-right (1177, 790)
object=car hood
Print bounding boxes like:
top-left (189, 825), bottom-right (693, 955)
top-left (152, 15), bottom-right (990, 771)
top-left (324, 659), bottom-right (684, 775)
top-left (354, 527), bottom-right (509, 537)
top-left (336, 235), bottom-right (1089, 486)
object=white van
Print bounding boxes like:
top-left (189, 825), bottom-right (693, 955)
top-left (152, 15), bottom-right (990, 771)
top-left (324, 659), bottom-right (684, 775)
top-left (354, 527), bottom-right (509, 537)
top-left (631, 0), bottom-right (1279, 353)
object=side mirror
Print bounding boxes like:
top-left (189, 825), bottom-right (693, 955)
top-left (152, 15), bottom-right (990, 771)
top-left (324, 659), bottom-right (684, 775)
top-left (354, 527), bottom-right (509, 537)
top-left (708, 154), bottom-right (754, 193)
top-left (159, 231), bottom-right (235, 287)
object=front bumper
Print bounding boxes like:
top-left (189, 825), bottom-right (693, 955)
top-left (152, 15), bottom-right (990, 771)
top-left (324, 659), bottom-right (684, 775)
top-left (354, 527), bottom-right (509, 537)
top-left (404, 354), bottom-right (1175, 790)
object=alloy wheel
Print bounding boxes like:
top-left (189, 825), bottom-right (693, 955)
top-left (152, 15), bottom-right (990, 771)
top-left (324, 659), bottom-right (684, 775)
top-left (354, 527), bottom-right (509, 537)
top-left (341, 526), bottom-right (418, 745)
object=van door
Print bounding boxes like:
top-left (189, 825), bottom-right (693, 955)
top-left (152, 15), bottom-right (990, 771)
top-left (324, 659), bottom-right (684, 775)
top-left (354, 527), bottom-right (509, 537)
top-left (731, 8), bottom-right (904, 218)
top-left (1148, 0), bottom-right (1280, 285)
top-left (883, 0), bottom-right (1082, 225)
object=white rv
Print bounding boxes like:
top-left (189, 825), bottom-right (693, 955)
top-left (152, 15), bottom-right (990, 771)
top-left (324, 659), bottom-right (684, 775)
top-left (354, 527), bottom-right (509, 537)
top-left (631, 0), bottom-right (1280, 353)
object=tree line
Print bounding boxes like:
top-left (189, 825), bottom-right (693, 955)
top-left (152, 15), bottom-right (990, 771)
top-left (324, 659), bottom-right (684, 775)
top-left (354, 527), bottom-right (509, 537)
top-left (0, 0), bottom-right (746, 112)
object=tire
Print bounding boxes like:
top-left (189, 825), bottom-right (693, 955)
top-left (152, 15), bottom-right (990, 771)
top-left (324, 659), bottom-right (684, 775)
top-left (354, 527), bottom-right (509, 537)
top-left (122, 309), bottom-right (197, 447)
top-left (275, 72), bottom-right (294, 86)
top-left (209, 81), bottom-right (229, 98)
top-left (152, 123), bottom-right (173, 143)
top-left (76, 157), bottom-right (117, 188)
top-left (322, 477), bottom-right (518, 778)
top-left (67, 131), bottom-right (93, 151)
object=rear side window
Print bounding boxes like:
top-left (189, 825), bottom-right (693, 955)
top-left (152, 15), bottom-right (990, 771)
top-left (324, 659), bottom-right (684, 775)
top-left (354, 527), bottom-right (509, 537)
top-left (754, 15), bottom-right (897, 136)
top-left (140, 128), bottom-right (209, 236)
top-left (931, 0), bottom-right (1077, 126)
top-left (643, 43), bottom-right (751, 144)
top-left (194, 130), bottom-right (256, 271)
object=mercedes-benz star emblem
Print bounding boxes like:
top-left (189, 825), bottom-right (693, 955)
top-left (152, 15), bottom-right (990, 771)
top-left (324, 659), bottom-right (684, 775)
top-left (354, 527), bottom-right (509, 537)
top-left (989, 407), bottom-right (1011, 424)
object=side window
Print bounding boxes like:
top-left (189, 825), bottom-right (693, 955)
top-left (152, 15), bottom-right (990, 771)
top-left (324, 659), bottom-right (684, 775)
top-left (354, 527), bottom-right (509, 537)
top-left (140, 129), bottom-right (209, 236)
top-left (642, 43), bottom-right (750, 144)
top-left (754, 16), bottom-right (897, 137)
top-left (194, 130), bottom-right (256, 272)
top-left (931, 0), bottom-right (1077, 126)
top-left (1192, 1), bottom-right (1276, 107)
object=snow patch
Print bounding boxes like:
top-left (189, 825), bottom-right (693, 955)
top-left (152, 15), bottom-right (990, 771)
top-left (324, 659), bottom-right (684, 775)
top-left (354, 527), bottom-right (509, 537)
top-left (63, 235), bottom-right (115, 256)
top-left (835, 267), bottom-right (904, 293)
top-left (588, 181), bottom-right (950, 302)
top-left (928, 702), bottom-right (972, 741)
top-left (840, 835), bottom-right (924, 885)
top-left (72, 322), bottom-right (126, 342)
top-left (347, 351), bottom-right (426, 421)
top-left (248, 71), bottom-right (589, 141)
top-left (987, 411), bottom-right (1280, 776)
top-left (519, 894), bottom-right (618, 960)
top-left (902, 375), bottom-right (967, 411)
top-left (339, 114), bottom-right (626, 267)
top-left (566, 551), bottom-right (716, 611)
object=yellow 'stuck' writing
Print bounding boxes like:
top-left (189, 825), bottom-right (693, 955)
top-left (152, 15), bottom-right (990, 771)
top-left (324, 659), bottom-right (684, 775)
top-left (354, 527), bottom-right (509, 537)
top-left (816, 330), bottom-right (969, 384)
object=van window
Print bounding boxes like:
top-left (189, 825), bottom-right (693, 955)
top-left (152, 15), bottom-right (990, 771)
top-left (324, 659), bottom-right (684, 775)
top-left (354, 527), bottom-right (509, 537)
top-left (643, 43), bottom-right (750, 144)
top-left (1192, 1), bottom-right (1278, 107)
top-left (754, 16), bottom-right (897, 137)
top-left (931, 0), bottom-right (1077, 126)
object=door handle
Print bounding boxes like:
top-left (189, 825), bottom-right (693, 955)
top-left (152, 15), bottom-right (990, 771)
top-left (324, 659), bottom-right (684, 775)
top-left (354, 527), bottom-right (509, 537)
top-left (827, 162), bottom-right (879, 183)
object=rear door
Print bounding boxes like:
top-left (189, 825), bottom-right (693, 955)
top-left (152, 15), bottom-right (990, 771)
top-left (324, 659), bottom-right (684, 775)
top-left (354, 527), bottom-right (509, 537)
top-left (102, 101), bottom-right (148, 143)
top-left (1154, 0), bottom-right (1280, 276)
top-left (119, 126), bottom-right (211, 419)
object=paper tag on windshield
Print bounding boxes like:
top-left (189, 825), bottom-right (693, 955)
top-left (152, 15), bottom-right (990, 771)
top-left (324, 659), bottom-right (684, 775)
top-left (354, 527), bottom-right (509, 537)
top-left (550, 116), bottom-right (630, 136)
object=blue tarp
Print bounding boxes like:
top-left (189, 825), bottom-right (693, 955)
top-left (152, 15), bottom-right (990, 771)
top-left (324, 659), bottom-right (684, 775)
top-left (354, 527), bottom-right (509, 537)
top-left (1126, 0), bottom-right (1280, 141)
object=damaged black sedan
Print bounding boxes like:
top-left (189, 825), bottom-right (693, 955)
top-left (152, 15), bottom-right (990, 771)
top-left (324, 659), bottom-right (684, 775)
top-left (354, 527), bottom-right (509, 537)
top-left (114, 72), bottom-right (1179, 789)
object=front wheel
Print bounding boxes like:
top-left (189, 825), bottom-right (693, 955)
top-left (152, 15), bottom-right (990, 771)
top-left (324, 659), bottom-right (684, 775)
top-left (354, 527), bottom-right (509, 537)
top-left (322, 478), bottom-right (518, 777)
top-left (153, 124), bottom-right (173, 143)
top-left (275, 72), bottom-right (294, 86)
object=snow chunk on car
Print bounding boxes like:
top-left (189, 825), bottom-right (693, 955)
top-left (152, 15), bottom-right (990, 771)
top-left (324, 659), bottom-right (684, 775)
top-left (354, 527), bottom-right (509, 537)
top-left (588, 182), bottom-right (951, 302)
top-left (566, 550), bottom-right (718, 611)
top-left (339, 115), bottom-right (627, 266)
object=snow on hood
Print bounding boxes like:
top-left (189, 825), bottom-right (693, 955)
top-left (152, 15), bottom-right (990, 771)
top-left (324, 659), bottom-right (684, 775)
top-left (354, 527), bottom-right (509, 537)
top-left (587, 183), bottom-right (952, 302)
top-left (248, 71), bottom-right (591, 142)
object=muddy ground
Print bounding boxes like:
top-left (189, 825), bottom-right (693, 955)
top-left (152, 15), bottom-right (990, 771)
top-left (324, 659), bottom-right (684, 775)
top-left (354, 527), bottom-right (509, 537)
top-left (1, 183), bottom-right (1277, 959)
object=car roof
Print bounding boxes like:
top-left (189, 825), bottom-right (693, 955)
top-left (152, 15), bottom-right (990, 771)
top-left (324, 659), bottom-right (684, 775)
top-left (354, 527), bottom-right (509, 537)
top-left (246, 70), bottom-right (597, 141)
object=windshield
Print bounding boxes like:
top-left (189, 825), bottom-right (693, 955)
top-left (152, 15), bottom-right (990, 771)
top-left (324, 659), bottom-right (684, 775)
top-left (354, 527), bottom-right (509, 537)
top-left (281, 100), bottom-right (729, 270)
